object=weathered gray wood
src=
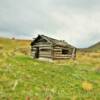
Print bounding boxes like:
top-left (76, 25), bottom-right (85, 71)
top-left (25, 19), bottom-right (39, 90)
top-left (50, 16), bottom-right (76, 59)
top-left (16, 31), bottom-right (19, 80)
top-left (31, 35), bottom-right (76, 60)
top-left (40, 56), bottom-right (52, 58)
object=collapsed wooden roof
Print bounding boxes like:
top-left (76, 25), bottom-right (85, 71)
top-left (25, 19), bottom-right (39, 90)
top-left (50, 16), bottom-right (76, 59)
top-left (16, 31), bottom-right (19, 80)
top-left (31, 35), bottom-right (75, 48)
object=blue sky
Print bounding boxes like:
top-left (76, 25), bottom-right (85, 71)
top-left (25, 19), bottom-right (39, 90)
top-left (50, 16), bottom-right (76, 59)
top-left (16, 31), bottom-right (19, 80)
top-left (0, 0), bottom-right (100, 48)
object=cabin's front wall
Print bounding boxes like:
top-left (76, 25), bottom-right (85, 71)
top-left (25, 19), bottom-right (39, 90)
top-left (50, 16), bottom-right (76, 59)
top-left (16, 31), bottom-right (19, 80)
top-left (31, 42), bottom-right (53, 60)
top-left (52, 46), bottom-right (73, 60)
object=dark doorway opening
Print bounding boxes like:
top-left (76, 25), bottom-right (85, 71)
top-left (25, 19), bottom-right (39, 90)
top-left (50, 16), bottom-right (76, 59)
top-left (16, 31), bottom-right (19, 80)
top-left (35, 47), bottom-right (39, 58)
top-left (62, 49), bottom-right (69, 54)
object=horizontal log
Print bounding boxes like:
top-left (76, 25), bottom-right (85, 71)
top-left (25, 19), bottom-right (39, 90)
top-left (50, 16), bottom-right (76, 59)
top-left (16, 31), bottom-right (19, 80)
top-left (39, 47), bottom-right (52, 49)
top-left (53, 56), bottom-right (71, 59)
top-left (53, 58), bottom-right (71, 60)
top-left (54, 46), bottom-right (71, 48)
top-left (54, 53), bottom-right (70, 55)
top-left (31, 48), bottom-right (36, 51)
top-left (54, 55), bottom-right (72, 57)
top-left (53, 47), bottom-right (62, 49)
top-left (53, 49), bottom-right (62, 52)
top-left (32, 52), bottom-right (35, 54)
top-left (39, 54), bottom-right (52, 56)
top-left (32, 44), bottom-right (51, 47)
top-left (40, 54), bottom-right (52, 56)
top-left (53, 51), bottom-right (72, 54)
top-left (39, 56), bottom-right (52, 58)
top-left (53, 52), bottom-right (62, 54)
top-left (36, 42), bottom-right (51, 44)
top-left (39, 52), bottom-right (51, 54)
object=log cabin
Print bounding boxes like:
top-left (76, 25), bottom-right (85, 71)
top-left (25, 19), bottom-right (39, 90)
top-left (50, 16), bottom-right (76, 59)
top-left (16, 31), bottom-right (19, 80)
top-left (31, 35), bottom-right (76, 61)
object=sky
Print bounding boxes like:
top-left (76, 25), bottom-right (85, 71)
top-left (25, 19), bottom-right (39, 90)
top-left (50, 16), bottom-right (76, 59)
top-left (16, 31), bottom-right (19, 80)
top-left (0, 0), bottom-right (100, 48)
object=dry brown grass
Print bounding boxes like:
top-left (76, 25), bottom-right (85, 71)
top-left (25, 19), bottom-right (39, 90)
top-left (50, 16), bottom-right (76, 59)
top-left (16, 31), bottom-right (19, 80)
top-left (82, 81), bottom-right (93, 91)
top-left (77, 52), bottom-right (100, 66)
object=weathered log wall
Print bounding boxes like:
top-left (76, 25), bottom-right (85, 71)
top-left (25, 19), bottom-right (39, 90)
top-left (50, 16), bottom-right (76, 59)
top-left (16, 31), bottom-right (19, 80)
top-left (31, 42), bottom-right (74, 60)
top-left (31, 42), bottom-right (52, 59)
top-left (52, 46), bottom-right (73, 60)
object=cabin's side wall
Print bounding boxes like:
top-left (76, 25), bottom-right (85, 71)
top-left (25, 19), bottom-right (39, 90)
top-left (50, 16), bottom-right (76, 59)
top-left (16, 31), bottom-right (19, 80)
top-left (31, 42), bottom-right (53, 59)
top-left (52, 46), bottom-right (73, 60)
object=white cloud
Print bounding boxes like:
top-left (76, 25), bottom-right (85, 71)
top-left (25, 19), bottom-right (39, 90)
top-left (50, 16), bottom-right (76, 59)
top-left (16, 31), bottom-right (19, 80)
top-left (48, 10), bottom-right (100, 47)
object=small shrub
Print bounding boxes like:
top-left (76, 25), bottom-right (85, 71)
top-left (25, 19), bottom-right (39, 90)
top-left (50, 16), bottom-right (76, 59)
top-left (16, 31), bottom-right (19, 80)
top-left (45, 96), bottom-right (52, 100)
top-left (26, 96), bottom-right (30, 100)
top-left (95, 66), bottom-right (100, 73)
top-left (18, 48), bottom-right (30, 55)
top-left (12, 37), bottom-right (15, 40)
top-left (71, 96), bottom-right (78, 100)
top-left (0, 45), bottom-right (4, 50)
top-left (82, 81), bottom-right (93, 91)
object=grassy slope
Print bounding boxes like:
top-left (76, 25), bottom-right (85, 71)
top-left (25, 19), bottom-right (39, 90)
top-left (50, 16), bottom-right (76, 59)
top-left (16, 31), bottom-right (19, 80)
top-left (0, 37), bottom-right (31, 55)
top-left (0, 37), bottom-right (31, 49)
top-left (80, 42), bottom-right (100, 52)
top-left (87, 42), bottom-right (100, 51)
top-left (0, 37), bottom-right (100, 100)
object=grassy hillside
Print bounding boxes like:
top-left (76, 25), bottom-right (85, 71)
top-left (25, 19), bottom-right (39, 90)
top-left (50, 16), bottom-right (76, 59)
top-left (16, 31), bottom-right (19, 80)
top-left (0, 37), bottom-right (31, 48)
top-left (0, 37), bottom-right (31, 55)
top-left (80, 42), bottom-right (100, 52)
top-left (87, 42), bottom-right (100, 51)
top-left (0, 37), bottom-right (100, 100)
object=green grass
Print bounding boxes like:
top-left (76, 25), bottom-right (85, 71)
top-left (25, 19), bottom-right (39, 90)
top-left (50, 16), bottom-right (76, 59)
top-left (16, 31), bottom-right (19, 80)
top-left (0, 55), bottom-right (100, 100)
top-left (0, 37), bottom-right (100, 100)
